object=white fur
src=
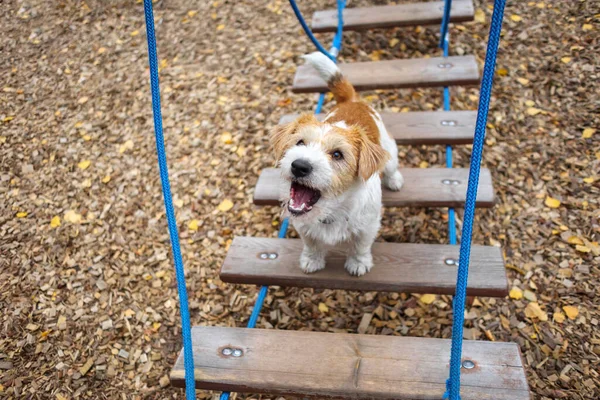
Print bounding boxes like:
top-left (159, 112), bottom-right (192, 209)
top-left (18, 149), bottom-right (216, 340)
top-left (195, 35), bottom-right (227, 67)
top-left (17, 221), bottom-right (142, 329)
top-left (302, 52), bottom-right (340, 83)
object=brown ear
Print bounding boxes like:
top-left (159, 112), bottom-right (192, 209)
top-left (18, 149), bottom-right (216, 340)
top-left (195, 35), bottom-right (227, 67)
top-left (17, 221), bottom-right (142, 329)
top-left (269, 113), bottom-right (319, 162)
top-left (358, 133), bottom-right (390, 181)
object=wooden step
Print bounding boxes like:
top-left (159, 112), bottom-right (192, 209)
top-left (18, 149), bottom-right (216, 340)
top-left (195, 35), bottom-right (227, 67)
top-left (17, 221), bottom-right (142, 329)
top-left (312, 0), bottom-right (475, 33)
top-left (221, 237), bottom-right (508, 297)
top-left (280, 111), bottom-right (477, 145)
top-left (171, 327), bottom-right (530, 399)
top-left (254, 168), bottom-right (495, 208)
top-left (293, 56), bottom-right (479, 93)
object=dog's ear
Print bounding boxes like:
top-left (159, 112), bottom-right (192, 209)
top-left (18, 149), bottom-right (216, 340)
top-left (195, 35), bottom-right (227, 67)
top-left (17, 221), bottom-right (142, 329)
top-left (357, 131), bottom-right (389, 181)
top-left (270, 113), bottom-right (318, 162)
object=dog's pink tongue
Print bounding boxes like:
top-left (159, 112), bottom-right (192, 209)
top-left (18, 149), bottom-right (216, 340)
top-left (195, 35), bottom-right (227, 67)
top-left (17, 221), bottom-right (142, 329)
top-left (291, 183), bottom-right (315, 207)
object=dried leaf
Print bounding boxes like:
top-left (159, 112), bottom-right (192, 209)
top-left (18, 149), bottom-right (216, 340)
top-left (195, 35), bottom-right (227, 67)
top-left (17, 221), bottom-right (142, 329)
top-left (526, 107), bottom-right (542, 116)
top-left (77, 160), bottom-right (91, 170)
top-left (525, 302), bottom-right (548, 321)
top-left (474, 8), bottom-right (485, 23)
top-left (420, 294), bottom-right (436, 305)
top-left (497, 68), bottom-right (508, 76)
top-left (217, 24), bottom-right (225, 31)
top-left (553, 312), bottom-right (565, 323)
top-left (188, 219), bottom-right (200, 231)
top-left (544, 196), bottom-right (561, 208)
top-left (221, 132), bottom-right (233, 144)
top-left (509, 287), bottom-right (523, 300)
top-left (130, 30), bottom-right (139, 36)
top-left (582, 128), bottom-right (595, 138)
top-left (575, 245), bottom-right (591, 253)
top-left (119, 140), bottom-right (134, 153)
top-left (560, 56), bottom-right (572, 64)
top-left (510, 14), bottom-right (522, 22)
top-left (50, 216), bottom-right (61, 228)
top-left (582, 24), bottom-right (592, 31)
top-left (389, 38), bottom-right (399, 47)
top-left (517, 77), bottom-right (529, 85)
top-left (64, 210), bottom-right (83, 224)
top-left (563, 306), bottom-right (578, 320)
top-left (16, 211), bottom-right (28, 218)
top-left (101, 175), bottom-right (111, 184)
top-left (318, 302), bottom-right (329, 313)
top-left (217, 199), bottom-right (234, 212)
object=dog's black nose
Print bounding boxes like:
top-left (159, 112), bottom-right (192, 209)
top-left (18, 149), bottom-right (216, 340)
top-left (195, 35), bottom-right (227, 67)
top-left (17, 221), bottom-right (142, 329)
top-left (291, 159), bottom-right (312, 178)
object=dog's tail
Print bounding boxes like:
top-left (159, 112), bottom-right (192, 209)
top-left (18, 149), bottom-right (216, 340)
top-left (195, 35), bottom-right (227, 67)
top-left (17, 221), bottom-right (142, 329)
top-left (302, 52), bottom-right (357, 104)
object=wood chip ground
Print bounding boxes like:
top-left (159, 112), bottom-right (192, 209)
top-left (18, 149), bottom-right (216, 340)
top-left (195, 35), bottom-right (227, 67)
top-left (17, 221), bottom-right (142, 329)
top-left (1, 0), bottom-right (598, 399)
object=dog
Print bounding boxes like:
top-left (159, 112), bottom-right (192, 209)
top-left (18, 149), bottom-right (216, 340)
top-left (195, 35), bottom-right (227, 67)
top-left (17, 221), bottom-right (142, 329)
top-left (270, 52), bottom-right (404, 276)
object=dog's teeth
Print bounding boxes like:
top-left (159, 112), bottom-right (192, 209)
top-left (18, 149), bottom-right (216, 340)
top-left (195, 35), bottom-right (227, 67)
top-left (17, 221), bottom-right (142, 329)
top-left (301, 203), bottom-right (306, 209)
top-left (290, 198), bottom-right (294, 205)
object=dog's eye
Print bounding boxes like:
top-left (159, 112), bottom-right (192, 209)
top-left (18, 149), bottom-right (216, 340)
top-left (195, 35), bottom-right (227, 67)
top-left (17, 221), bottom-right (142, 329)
top-left (297, 139), bottom-right (305, 146)
top-left (331, 150), bottom-right (343, 160)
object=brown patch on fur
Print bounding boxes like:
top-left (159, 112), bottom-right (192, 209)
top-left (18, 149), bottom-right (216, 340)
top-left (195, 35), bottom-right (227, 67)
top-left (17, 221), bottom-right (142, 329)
top-left (270, 113), bottom-right (319, 161)
top-left (329, 74), bottom-right (357, 103)
top-left (325, 102), bottom-right (381, 145)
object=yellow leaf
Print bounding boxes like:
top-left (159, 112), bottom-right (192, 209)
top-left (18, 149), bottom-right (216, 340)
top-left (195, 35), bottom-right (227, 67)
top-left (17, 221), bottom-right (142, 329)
top-left (16, 211), bottom-right (28, 218)
top-left (187, 10), bottom-right (198, 17)
top-left (560, 56), bottom-right (572, 64)
top-left (369, 50), bottom-right (384, 61)
top-left (582, 24), bottom-right (592, 31)
top-left (119, 140), bottom-right (134, 153)
top-left (217, 24), bottom-right (225, 31)
top-left (562, 305), bottom-right (578, 320)
top-left (544, 196), bottom-right (560, 208)
top-left (525, 100), bottom-right (535, 107)
top-left (102, 175), bottom-right (111, 184)
top-left (526, 107), bottom-right (542, 116)
top-left (567, 236), bottom-right (584, 245)
top-left (509, 287), bottom-right (523, 300)
top-left (575, 245), bottom-right (591, 253)
top-left (217, 76), bottom-right (228, 83)
top-left (131, 30), bottom-right (139, 36)
top-left (419, 161), bottom-right (428, 168)
top-left (389, 38), bottom-right (399, 47)
top-left (583, 177), bottom-right (594, 184)
top-left (525, 302), bottom-right (548, 321)
top-left (474, 9), bottom-right (485, 23)
top-left (217, 199), bottom-right (234, 212)
top-left (318, 303), bottom-right (329, 313)
top-left (517, 77), bottom-right (529, 85)
top-left (188, 219), bottom-right (200, 231)
top-left (78, 160), bottom-right (91, 170)
top-left (420, 294), bottom-right (436, 305)
top-left (496, 68), bottom-right (508, 76)
top-left (582, 128), bottom-right (595, 139)
top-left (64, 210), bottom-right (83, 224)
top-left (510, 14), bottom-right (522, 22)
top-left (97, 47), bottom-right (107, 54)
top-left (553, 312), bottom-right (565, 323)
top-left (78, 96), bottom-right (89, 104)
top-left (81, 179), bottom-right (92, 188)
top-left (50, 216), bottom-right (61, 228)
top-left (221, 132), bottom-right (233, 144)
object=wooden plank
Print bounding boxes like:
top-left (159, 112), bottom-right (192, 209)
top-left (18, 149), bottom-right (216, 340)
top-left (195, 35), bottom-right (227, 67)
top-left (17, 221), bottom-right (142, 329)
top-left (171, 327), bottom-right (530, 399)
top-left (293, 56), bottom-right (479, 93)
top-left (279, 111), bottom-right (477, 145)
top-left (253, 168), bottom-right (495, 208)
top-left (312, 0), bottom-right (475, 33)
top-left (221, 237), bottom-right (508, 297)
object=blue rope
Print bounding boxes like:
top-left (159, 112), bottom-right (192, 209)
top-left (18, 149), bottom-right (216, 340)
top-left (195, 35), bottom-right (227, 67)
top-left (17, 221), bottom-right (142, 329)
top-left (141, 1), bottom-right (195, 398)
top-left (288, 0), bottom-right (336, 61)
top-left (444, 1), bottom-right (506, 399)
top-left (439, 0), bottom-right (452, 48)
top-left (440, 0), bottom-right (457, 247)
top-left (220, 3), bottom-right (345, 400)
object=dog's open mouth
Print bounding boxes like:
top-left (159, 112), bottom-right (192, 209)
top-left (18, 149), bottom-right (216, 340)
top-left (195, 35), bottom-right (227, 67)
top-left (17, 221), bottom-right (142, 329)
top-left (288, 181), bottom-right (321, 216)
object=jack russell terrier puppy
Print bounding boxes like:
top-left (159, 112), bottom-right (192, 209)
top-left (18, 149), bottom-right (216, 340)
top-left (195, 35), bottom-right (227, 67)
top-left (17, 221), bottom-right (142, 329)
top-left (270, 52), bottom-right (404, 276)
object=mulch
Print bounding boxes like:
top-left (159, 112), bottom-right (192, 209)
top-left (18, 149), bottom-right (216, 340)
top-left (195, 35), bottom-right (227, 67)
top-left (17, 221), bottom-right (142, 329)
top-left (1, 0), bottom-right (598, 399)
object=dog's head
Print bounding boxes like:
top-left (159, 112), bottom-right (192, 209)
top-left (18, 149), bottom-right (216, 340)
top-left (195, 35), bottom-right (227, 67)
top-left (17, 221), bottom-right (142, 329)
top-left (270, 113), bottom-right (388, 218)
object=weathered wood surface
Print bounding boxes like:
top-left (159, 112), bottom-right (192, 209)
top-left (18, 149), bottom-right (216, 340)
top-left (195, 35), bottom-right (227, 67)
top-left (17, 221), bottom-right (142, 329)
top-left (221, 237), bottom-right (508, 297)
top-left (312, 1), bottom-right (475, 32)
top-left (253, 168), bottom-right (495, 208)
top-left (171, 327), bottom-right (530, 399)
top-left (279, 111), bottom-right (477, 145)
top-left (293, 56), bottom-right (480, 93)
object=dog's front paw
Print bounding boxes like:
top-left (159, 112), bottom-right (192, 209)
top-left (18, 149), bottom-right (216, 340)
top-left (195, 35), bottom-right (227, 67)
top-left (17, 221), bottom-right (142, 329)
top-left (345, 253), bottom-right (373, 276)
top-left (383, 170), bottom-right (404, 192)
top-left (300, 251), bottom-right (326, 274)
